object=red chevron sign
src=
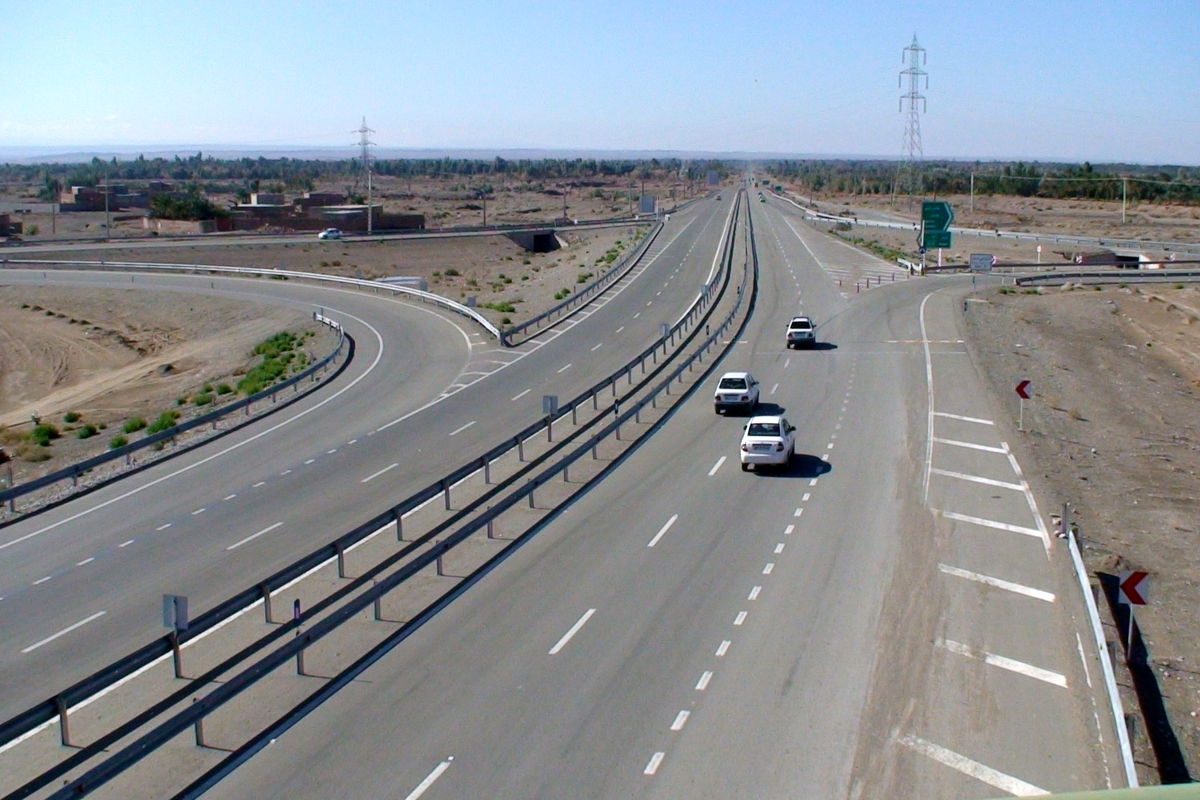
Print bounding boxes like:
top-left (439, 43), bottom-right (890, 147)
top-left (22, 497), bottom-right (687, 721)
top-left (1118, 570), bottom-right (1149, 605)
top-left (1015, 379), bottom-right (1032, 400)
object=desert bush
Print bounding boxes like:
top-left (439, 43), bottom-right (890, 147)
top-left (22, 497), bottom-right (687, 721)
top-left (108, 435), bottom-right (128, 449)
top-left (216, 383), bottom-right (233, 395)
top-left (30, 424), bottom-right (60, 446)
top-left (444, 268), bottom-right (460, 277)
top-left (63, 411), bottom-right (81, 423)
top-left (146, 410), bottom-right (181, 434)
top-left (193, 392), bottom-right (213, 406)
top-left (123, 417), bottom-right (147, 433)
top-left (76, 424), bottom-right (98, 439)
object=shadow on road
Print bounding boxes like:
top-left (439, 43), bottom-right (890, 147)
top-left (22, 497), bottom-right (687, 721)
top-left (748, 453), bottom-right (830, 479)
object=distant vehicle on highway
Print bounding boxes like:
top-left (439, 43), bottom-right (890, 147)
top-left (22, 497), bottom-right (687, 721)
top-left (785, 315), bottom-right (816, 349)
top-left (714, 371), bottom-right (759, 414)
top-left (318, 228), bottom-right (342, 240)
top-left (739, 415), bottom-right (796, 471)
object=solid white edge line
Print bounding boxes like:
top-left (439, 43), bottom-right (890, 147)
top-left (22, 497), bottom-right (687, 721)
top-left (899, 735), bottom-right (1047, 797)
top-left (647, 514), bottom-right (679, 548)
top-left (21, 611), bottom-right (107, 654)
top-left (548, 608), bottom-right (596, 655)
top-left (360, 462), bottom-right (399, 483)
top-left (937, 563), bottom-right (1055, 602)
top-left (226, 521), bottom-right (284, 551)
top-left (404, 757), bottom-right (454, 800)
top-left (707, 456), bottom-right (726, 476)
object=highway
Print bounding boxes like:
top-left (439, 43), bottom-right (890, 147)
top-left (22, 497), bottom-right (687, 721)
top-left (0, 196), bottom-right (735, 722)
top-left (200, 195), bottom-right (1126, 798)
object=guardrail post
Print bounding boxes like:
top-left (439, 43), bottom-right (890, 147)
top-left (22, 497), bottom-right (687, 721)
top-left (436, 544), bottom-right (446, 577)
top-left (528, 481), bottom-right (536, 508)
top-left (56, 695), bottom-right (73, 748)
top-left (171, 630), bottom-right (185, 679)
top-left (483, 457), bottom-right (491, 484)
top-left (372, 579), bottom-right (384, 621)
top-left (71, 466), bottom-right (79, 488)
top-left (571, 404), bottom-right (578, 425)
top-left (487, 507), bottom-right (498, 539)
top-left (193, 697), bottom-right (209, 748)
top-left (295, 632), bottom-right (308, 676)
top-left (335, 541), bottom-right (347, 579)
top-left (517, 435), bottom-right (525, 462)
top-left (546, 417), bottom-right (553, 443)
top-left (441, 478), bottom-right (451, 510)
top-left (261, 583), bottom-right (274, 623)
top-left (394, 508), bottom-right (405, 541)
top-left (593, 392), bottom-right (599, 410)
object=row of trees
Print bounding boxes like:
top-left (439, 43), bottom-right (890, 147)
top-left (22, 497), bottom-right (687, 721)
top-left (764, 160), bottom-right (1200, 204)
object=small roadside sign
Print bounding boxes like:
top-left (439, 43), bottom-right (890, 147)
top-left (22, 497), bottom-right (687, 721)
top-left (163, 594), bottom-right (189, 632)
top-left (542, 394), bottom-right (559, 415)
top-left (970, 253), bottom-right (994, 273)
top-left (1015, 379), bottom-right (1032, 400)
top-left (1118, 571), bottom-right (1149, 605)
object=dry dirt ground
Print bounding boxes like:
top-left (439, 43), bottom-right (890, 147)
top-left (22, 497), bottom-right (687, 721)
top-left (963, 283), bottom-right (1200, 784)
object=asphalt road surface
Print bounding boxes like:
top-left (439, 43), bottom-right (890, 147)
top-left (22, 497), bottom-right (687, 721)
top-left (203, 197), bottom-right (1125, 798)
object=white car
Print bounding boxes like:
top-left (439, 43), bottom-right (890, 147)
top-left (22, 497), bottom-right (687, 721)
top-left (713, 371), bottom-right (760, 415)
top-left (785, 315), bottom-right (816, 348)
top-left (318, 227), bottom-right (343, 240)
top-left (739, 415), bottom-right (796, 471)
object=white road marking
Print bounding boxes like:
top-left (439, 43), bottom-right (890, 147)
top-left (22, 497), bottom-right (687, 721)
top-left (549, 608), bottom-right (596, 655)
top-left (304, 458), bottom-right (315, 465)
top-left (1076, 632), bottom-right (1093, 689)
top-left (223, 494), bottom-right (237, 501)
top-left (280, 469), bottom-right (292, 476)
top-left (644, 752), bottom-right (666, 775)
top-left (826, 442), bottom-right (834, 450)
top-left (449, 420), bottom-right (477, 436)
top-left (347, 439), bottom-right (357, 445)
top-left (511, 388), bottom-right (531, 401)
top-left (899, 735), bottom-right (1047, 797)
top-left (809, 478), bottom-right (818, 486)
top-left (118, 540), bottom-right (134, 548)
top-left (226, 522), bottom-right (284, 551)
top-left (191, 507), bottom-right (206, 515)
top-left (748, 585), bottom-right (762, 601)
top-left (931, 468), bottom-right (1026, 492)
top-left (763, 563), bottom-right (775, 575)
top-left (76, 558), bottom-right (94, 566)
top-left (327, 449), bottom-right (337, 454)
top-left (938, 510), bottom-right (1043, 539)
top-left (770, 383), bottom-right (778, 395)
top-left (21, 611), bottom-right (107, 654)
top-left (670, 710), bottom-right (690, 731)
top-left (647, 515), bottom-right (678, 548)
top-left (33, 576), bottom-right (51, 586)
top-left (252, 481), bottom-right (266, 488)
top-left (774, 543), bottom-right (785, 554)
top-left (634, 312), bottom-right (641, 318)
top-left (591, 343), bottom-right (603, 351)
top-left (784, 358), bottom-right (791, 368)
top-left (696, 671), bottom-right (713, 691)
top-left (734, 611), bottom-right (748, 626)
top-left (939, 639), bottom-right (1068, 687)
top-left (784, 524), bottom-right (794, 535)
top-left (708, 456), bottom-right (726, 476)
top-left (932, 437), bottom-right (1009, 454)
top-left (156, 523), bottom-right (172, 530)
top-left (802, 493), bottom-right (811, 502)
top-left (938, 564), bottom-right (1055, 602)
top-left (934, 411), bottom-right (995, 425)
top-left (793, 507), bottom-right (803, 517)
top-left (616, 326), bottom-right (625, 333)
top-left (404, 757), bottom-right (454, 800)
top-left (361, 463), bottom-right (398, 483)
top-left (557, 363), bottom-right (573, 373)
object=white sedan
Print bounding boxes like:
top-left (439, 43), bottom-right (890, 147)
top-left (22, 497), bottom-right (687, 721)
top-left (318, 227), bottom-right (343, 240)
top-left (739, 415), bottom-right (796, 471)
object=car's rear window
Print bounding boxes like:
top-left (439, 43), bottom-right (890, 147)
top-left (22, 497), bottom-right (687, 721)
top-left (748, 423), bottom-right (780, 436)
top-left (719, 378), bottom-right (747, 390)
top-left (790, 320), bottom-right (812, 330)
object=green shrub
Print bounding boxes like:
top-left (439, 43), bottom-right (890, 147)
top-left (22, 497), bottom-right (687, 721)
top-left (108, 435), bottom-right (128, 449)
top-left (63, 411), bottom-right (81, 423)
top-left (123, 417), bottom-right (147, 433)
top-left (193, 392), bottom-right (213, 406)
top-left (500, 316), bottom-right (511, 325)
top-left (444, 268), bottom-right (460, 276)
top-left (31, 424), bottom-right (60, 446)
top-left (76, 424), bottom-right (98, 439)
top-left (202, 383), bottom-right (213, 393)
top-left (216, 383), bottom-right (233, 395)
top-left (146, 411), bottom-right (181, 434)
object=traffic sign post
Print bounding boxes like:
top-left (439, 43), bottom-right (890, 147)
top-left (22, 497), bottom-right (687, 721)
top-left (1118, 570), bottom-right (1149, 661)
top-left (1015, 379), bottom-right (1031, 430)
top-left (921, 201), bottom-right (954, 250)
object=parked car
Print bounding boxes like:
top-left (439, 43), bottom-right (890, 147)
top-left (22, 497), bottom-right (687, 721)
top-left (714, 371), bottom-right (760, 414)
top-left (318, 228), bottom-right (342, 240)
top-left (785, 315), bottom-right (816, 349)
top-left (739, 415), bottom-right (796, 471)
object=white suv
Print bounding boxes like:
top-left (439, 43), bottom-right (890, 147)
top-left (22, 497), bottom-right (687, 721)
top-left (739, 415), bottom-right (796, 471)
top-left (714, 371), bottom-right (760, 415)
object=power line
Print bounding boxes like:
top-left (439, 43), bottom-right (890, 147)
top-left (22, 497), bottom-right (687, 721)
top-left (896, 34), bottom-right (927, 201)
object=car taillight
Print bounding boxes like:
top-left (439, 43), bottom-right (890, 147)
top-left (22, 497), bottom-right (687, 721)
top-left (775, 443), bottom-right (784, 451)
top-left (740, 395), bottom-right (748, 401)
top-left (741, 444), bottom-right (750, 452)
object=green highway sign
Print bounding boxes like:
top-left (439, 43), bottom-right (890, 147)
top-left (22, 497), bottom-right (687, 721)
top-left (922, 200), bottom-right (954, 231)
top-left (922, 229), bottom-right (952, 249)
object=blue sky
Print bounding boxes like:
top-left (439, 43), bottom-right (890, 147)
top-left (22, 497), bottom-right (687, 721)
top-left (4, 0), bottom-right (1199, 164)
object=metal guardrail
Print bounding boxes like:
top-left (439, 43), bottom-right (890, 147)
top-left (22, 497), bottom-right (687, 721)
top-left (0, 192), bottom-right (744, 783)
top-left (0, 258), bottom-right (502, 339)
top-left (1013, 266), bottom-right (1200, 286)
top-left (0, 314), bottom-right (347, 510)
top-left (500, 221), bottom-right (659, 345)
top-left (34, 189), bottom-right (757, 800)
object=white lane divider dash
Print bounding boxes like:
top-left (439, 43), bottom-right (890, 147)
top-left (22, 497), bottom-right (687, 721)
top-left (156, 523), bottom-right (172, 531)
top-left (21, 611), bottom-right (107, 654)
top-left (647, 515), bottom-right (678, 548)
top-left (591, 343), bottom-right (603, 351)
top-left (404, 757), bottom-right (454, 800)
top-left (32, 576), bottom-right (52, 586)
top-left (716, 640), bottom-right (731, 657)
top-left (670, 710), bottom-right (690, 731)
top-left (226, 521), bottom-right (283, 551)
top-left (748, 585), bottom-right (762, 601)
top-left (644, 751), bottom-right (665, 775)
top-left (511, 388), bottom-right (531, 401)
top-left (223, 494), bottom-right (237, 501)
top-left (118, 540), bottom-right (134, 548)
top-left (191, 508), bottom-right (206, 515)
top-left (773, 543), bottom-right (785, 554)
top-left (784, 524), bottom-right (794, 535)
top-left (76, 558), bottom-right (94, 566)
top-left (696, 670), bottom-right (714, 691)
top-left (708, 456), bottom-right (726, 476)
top-left (733, 611), bottom-right (748, 626)
top-left (557, 363), bottom-right (573, 374)
top-left (361, 463), bottom-right (398, 483)
top-left (549, 608), bottom-right (596, 655)
top-left (449, 420), bottom-right (477, 436)
top-left (763, 563), bottom-right (775, 575)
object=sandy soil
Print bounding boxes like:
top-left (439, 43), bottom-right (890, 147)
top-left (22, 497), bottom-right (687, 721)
top-left (963, 283), bottom-right (1200, 783)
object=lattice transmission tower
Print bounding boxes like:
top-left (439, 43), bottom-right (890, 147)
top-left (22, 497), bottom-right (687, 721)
top-left (355, 117), bottom-right (375, 233)
top-left (896, 34), bottom-right (927, 203)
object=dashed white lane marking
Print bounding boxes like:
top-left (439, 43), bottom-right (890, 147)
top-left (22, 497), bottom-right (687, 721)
top-left (1075, 632), bottom-right (1093, 689)
top-left (696, 671), bottom-right (713, 691)
top-left (802, 492), bottom-right (811, 502)
top-left (557, 363), bottom-right (573, 374)
top-left (708, 456), bottom-right (726, 476)
top-left (634, 312), bottom-right (641, 318)
top-left (793, 508), bottom-right (803, 518)
top-left (616, 326), bottom-right (625, 333)
top-left (449, 420), bottom-right (477, 436)
top-left (809, 478), bottom-right (818, 486)
top-left (304, 459), bottom-right (315, 465)
top-left (930, 468), bottom-right (1025, 492)
top-left (784, 358), bottom-right (791, 368)
top-left (327, 449), bottom-right (337, 454)
top-left (784, 524), bottom-right (794, 535)
top-left (899, 735), bottom-right (1047, 797)
top-left (762, 563), bottom-right (775, 575)
top-left (21, 611), bottom-right (107, 654)
top-left (939, 639), bottom-right (1068, 687)
top-left (76, 558), bottom-right (94, 566)
top-left (118, 540), bottom-right (134, 548)
top-left (733, 611), bottom-right (748, 626)
top-left (716, 640), bottom-right (731, 656)
top-left (938, 510), bottom-right (1043, 539)
top-left (647, 515), bottom-right (678, 548)
top-left (223, 494), bottom-right (237, 501)
top-left (280, 469), bottom-right (292, 476)
top-left (251, 482), bottom-right (266, 488)
top-left (748, 585), bottom-right (762, 601)
top-left (156, 523), bottom-right (172, 530)
top-left (361, 463), bottom-right (399, 483)
top-left (938, 564), bottom-right (1056, 602)
top-left (591, 343), bottom-right (604, 351)
top-left (191, 508), bottom-right (206, 515)
top-left (773, 543), bottom-right (785, 554)
top-left (226, 522), bottom-right (284, 551)
top-left (32, 576), bottom-right (51, 586)
top-left (670, 710), bottom-right (690, 731)
top-left (347, 439), bottom-right (358, 445)
top-left (644, 752), bottom-right (666, 775)
top-left (934, 411), bottom-right (995, 425)
top-left (404, 757), bottom-right (454, 800)
top-left (932, 437), bottom-right (1008, 454)
top-left (511, 388), bottom-right (531, 401)
top-left (549, 608), bottom-right (596, 655)
top-left (770, 383), bottom-right (779, 395)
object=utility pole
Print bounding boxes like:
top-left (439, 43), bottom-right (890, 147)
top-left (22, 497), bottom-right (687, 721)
top-left (897, 34), bottom-right (928, 205)
top-left (355, 117), bottom-right (375, 234)
top-left (104, 164), bottom-right (111, 241)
